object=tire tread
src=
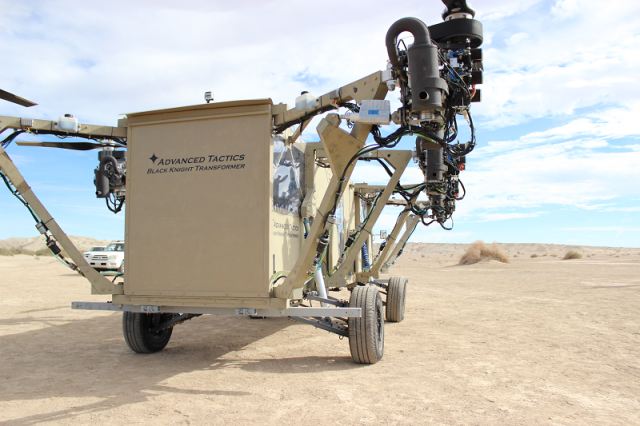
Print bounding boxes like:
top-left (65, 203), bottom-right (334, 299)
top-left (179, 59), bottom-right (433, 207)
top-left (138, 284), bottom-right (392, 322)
top-left (349, 285), bottom-right (384, 364)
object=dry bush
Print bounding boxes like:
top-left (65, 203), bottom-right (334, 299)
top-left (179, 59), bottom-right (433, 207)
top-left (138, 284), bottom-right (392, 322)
top-left (0, 248), bottom-right (15, 256)
top-left (563, 250), bottom-right (582, 260)
top-left (459, 241), bottom-right (509, 265)
top-left (0, 247), bottom-right (38, 256)
top-left (0, 247), bottom-right (28, 256)
top-left (530, 253), bottom-right (538, 258)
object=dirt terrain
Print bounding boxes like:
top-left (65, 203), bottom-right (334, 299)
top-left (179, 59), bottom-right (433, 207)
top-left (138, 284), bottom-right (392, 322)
top-left (0, 243), bottom-right (639, 424)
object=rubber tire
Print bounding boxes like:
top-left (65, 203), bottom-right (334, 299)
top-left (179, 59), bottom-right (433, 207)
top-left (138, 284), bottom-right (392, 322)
top-left (122, 312), bottom-right (173, 353)
top-left (348, 285), bottom-right (384, 364)
top-left (386, 276), bottom-right (408, 322)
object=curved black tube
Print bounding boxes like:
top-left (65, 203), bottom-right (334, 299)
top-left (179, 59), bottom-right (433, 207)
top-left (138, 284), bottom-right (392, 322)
top-left (385, 17), bottom-right (433, 69)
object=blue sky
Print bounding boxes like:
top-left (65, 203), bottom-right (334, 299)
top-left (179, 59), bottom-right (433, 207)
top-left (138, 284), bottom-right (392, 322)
top-left (1, 0), bottom-right (639, 247)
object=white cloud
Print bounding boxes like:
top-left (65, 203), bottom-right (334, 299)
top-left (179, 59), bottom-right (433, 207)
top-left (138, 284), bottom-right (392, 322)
top-left (550, 0), bottom-right (579, 18)
top-left (478, 0), bottom-right (544, 21)
top-left (478, 212), bottom-right (542, 222)
top-left (476, 0), bottom-right (640, 128)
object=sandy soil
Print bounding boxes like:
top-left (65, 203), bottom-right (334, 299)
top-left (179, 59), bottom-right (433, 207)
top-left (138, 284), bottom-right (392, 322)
top-left (0, 244), bottom-right (639, 425)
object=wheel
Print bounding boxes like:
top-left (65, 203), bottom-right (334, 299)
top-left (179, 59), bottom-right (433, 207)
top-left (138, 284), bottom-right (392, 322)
top-left (386, 276), bottom-right (408, 322)
top-left (122, 312), bottom-right (173, 353)
top-left (348, 285), bottom-right (384, 364)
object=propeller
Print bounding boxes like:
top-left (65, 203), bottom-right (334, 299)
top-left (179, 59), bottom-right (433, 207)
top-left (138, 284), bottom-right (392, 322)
top-left (15, 141), bottom-right (123, 151)
top-left (0, 88), bottom-right (37, 107)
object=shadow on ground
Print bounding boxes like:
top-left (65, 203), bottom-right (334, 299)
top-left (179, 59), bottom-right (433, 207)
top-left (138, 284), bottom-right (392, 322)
top-left (0, 313), bottom-right (357, 424)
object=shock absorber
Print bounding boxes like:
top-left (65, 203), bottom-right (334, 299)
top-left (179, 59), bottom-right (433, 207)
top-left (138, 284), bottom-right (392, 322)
top-left (361, 243), bottom-right (371, 270)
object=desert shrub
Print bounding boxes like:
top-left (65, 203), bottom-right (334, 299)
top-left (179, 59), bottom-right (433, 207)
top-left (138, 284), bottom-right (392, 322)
top-left (530, 254), bottom-right (538, 258)
top-left (563, 250), bottom-right (582, 260)
top-left (0, 247), bottom-right (32, 256)
top-left (0, 247), bottom-right (37, 256)
top-left (0, 248), bottom-right (16, 256)
top-left (459, 241), bottom-right (509, 265)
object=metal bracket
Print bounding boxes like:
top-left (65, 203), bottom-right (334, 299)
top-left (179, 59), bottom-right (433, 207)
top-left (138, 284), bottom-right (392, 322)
top-left (236, 308), bottom-right (258, 316)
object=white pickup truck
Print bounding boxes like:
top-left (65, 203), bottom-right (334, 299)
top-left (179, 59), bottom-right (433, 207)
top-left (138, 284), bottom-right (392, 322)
top-left (84, 241), bottom-right (124, 272)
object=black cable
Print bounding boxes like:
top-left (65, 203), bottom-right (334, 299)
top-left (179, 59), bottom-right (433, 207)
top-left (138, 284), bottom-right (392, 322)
top-left (456, 178), bottom-right (466, 201)
top-left (105, 193), bottom-right (124, 214)
top-left (421, 217), bottom-right (436, 227)
top-left (0, 171), bottom-right (78, 267)
top-left (0, 171), bottom-right (40, 222)
top-left (439, 216), bottom-right (454, 231)
top-left (1, 130), bottom-right (24, 148)
top-left (273, 101), bottom-right (368, 134)
top-left (328, 143), bottom-right (382, 219)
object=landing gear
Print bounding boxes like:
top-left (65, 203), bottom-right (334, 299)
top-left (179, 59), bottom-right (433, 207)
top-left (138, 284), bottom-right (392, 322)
top-left (348, 285), bottom-right (384, 364)
top-left (122, 312), bottom-right (173, 353)
top-left (386, 276), bottom-right (408, 322)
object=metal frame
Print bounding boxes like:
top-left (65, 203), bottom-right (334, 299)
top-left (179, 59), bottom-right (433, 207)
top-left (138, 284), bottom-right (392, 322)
top-left (326, 150), bottom-right (412, 288)
top-left (71, 301), bottom-right (361, 317)
top-left (350, 183), bottom-right (424, 282)
top-left (271, 72), bottom-right (388, 299)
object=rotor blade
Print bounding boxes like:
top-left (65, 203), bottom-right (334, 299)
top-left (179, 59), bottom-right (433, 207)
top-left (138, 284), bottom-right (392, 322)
top-left (15, 141), bottom-right (105, 150)
top-left (0, 89), bottom-right (38, 107)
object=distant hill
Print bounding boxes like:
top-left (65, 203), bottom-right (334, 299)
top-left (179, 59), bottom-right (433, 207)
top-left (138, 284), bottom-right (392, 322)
top-left (0, 236), bottom-right (110, 255)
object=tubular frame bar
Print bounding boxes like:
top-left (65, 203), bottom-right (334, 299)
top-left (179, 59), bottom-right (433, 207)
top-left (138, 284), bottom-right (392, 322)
top-left (0, 115), bottom-right (126, 139)
top-left (381, 214), bottom-right (420, 273)
top-left (368, 209), bottom-right (411, 276)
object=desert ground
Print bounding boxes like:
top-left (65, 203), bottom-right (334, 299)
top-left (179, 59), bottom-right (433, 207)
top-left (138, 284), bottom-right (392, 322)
top-left (0, 242), bottom-right (639, 424)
